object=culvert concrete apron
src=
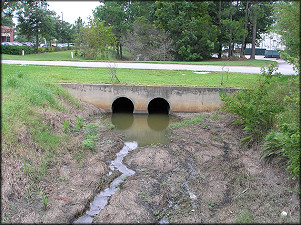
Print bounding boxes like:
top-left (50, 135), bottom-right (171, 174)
top-left (2, 59), bottom-right (297, 75)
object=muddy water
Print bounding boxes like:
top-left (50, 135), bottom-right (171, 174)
top-left (109, 113), bottom-right (176, 146)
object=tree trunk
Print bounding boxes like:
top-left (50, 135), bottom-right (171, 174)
top-left (228, 0), bottom-right (233, 58)
top-left (120, 43), bottom-right (123, 60)
top-left (241, 1), bottom-right (248, 58)
top-left (36, 32), bottom-right (39, 53)
top-left (250, 2), bottom-right (257, 59)
top-left (116, 42), bottom-right (120, 58)
top-left (218, 0), bottom-right (222, 59)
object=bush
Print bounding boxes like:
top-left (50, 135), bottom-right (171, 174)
top-left (1, 45), bottom-right (35, 55)
top-left (221, 63), bottom-right (300, 179)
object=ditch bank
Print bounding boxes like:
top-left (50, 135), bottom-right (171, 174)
top-left (1, 103), bottom-right (300, 223)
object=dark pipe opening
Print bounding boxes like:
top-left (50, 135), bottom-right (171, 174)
top-left (112, 97), bottom-right (134, 113)
top-left (148, 98), bottom-right (170, 114)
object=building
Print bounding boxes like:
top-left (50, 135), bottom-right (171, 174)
top-left (246, 32), bottom-right (285, 51)
top-left (1, 26), bottom-right (14, 42)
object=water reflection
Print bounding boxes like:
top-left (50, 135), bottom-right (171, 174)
top-left (110, 113), bottom-right (172, 146)
top-left (111, 113), bottom-right (134, 130)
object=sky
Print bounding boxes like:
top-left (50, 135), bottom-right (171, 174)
top-left (47, 1), bottom-right (102, 24)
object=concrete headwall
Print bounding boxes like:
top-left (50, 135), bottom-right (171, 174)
top-left (59, 83), bottom-right (239, 114)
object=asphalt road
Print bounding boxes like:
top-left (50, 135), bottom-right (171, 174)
top-left (2, 56), bottom-right (297, 75)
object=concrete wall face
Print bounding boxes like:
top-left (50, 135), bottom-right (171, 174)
top-left (60, 83), bottom-right (238, 113)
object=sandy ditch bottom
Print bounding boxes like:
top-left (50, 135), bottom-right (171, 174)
top-left (2, 110), bottom-right (300, 224)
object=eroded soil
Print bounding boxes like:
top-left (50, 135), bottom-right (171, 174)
top-left (1, 108), bottom-right (300, 224)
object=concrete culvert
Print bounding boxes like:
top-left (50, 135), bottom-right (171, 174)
top-left (112, 97), bottom-right (134, 113)
top-left (148, 97), bottom-right (170, 114)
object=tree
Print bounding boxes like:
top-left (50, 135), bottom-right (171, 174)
top-left (1, 0), bottom-right (24, 20)
top-left (273, 1), bottom-right (300, 72)
top-left (240, 0), bottom-right (249, 58)
top-left (94, 0), bottom-right (157, 59)
top-left (54, 18), bottom-right (73, 46)
top-left (16, 1), bottom-right (55, 53)
top-left (247, 1), bottom-right (273, 59)
top-left (123, 17), bottom-right (173, 61)
top-left (76, 17), bottom-right (116, 60)
top-left (155, 1), bottom-right (218, 61)
top-left (250, 0), bottom-right (258, 59)
top-left (93, 1), bottom-right (129, 59)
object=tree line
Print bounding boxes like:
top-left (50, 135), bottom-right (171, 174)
top-left (2, 0), bottom-right (299, 68)
top-left (92, 0), bottom-right (274, 61)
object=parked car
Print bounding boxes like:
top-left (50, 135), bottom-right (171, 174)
top-left (1, 42), bottom-right (13, 46)
top-left (264, 50), bottom-right (280, 58)
top-left (22, 42), bottom-right (35, 47)
top-left (10, 42), bottom-right (23, 46)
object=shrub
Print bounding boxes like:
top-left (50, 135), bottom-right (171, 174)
top-left (221, 63), bottom-right (283, 145)
top-left (1, 45), bottom-right (35, 55)
top-left (221, 63), bottom-right (300, 179)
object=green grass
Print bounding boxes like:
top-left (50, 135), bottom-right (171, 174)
top-left (2, 50), bottom-right (84, 61)
top-left (2, 50), bottom-right (274, 67)
top-left (124, 59), bottom-right (273, 67)
top-left (169, 114), bottom-right (204, 129)
top-left (1, 70), bottom-right (80, 148)
top-left (235, 209), bottom-right (254, 223)
top-left (2, 64), bottom-right (260, 88)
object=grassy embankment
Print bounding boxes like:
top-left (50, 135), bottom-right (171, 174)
top-left (2, 69), bottom-right (81, 171)
top-left (2, 50), bottom-right (274, 67)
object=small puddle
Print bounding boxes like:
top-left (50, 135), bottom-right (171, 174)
top-left (74, 142), bottom-right (138, 224)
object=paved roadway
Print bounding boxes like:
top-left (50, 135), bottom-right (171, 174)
top-left (2, 55), bottom-right (297, 75)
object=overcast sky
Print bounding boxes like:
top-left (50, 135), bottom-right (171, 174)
top-left (47, 1), bottom-right (102, 24)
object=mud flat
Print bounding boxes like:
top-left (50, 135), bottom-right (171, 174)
top-left (2, 109), bottom-right (299, 223)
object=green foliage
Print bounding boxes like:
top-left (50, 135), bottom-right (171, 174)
top-left (74, 117), bottom-right (84, 132)
top-left (123, 16), bottom-right (174, 61)
top-left (1, 45), bottom-right (35, 55)
top-left (273, 1), bottom-right (300, 58)
top-left (76, 17), bottom-right (116, 60)
top-left (273, 1), bottom-right (300, 73)
top-left (16, 1), bottom-right (56, 53)
top-left (82, 123), bottom-right (100, 150)
top-left (155, 1), bottom-right (218, 61)
top-left (221, 63), bottom-right (282, 145)
top-left (82, 138), bottom-right (96, 150)
top-left (62, 118), bottom-right (69, 134)
top-left (221, 63), bottom-right (300, 179)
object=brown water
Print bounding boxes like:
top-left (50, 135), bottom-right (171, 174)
top-left (109, 113), bottom-right (176, 146)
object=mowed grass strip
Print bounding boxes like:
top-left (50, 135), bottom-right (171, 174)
top-left (2, 64), bottom-right (260, 88)
top-left (2, 50), bottom-right (274, 67)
